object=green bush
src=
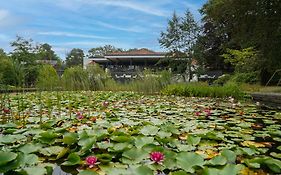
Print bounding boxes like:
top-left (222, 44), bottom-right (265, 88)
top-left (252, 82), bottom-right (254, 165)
top-left (36, 64), bottom-right (59, 90)
top-left (161, 82), bottom-right (244, 99)
top-left (230, 72), bottom-right (259, 84)
top-left (213, 74), bottom-right (231, 85)
top-left (86, 64), bottom-right (111, 90)
top-left (61, 66), bottom-right (90, 90)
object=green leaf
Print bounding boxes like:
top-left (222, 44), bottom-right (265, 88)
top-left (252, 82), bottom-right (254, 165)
top-left (78, 170), bottom-right (99, 175)
top-left (264, 158), bottom-right (281, 173)
top-left (39, 131), bottom-right (58, 144)
top-left (208, 155), bottom-right (227, 166)
top-left (122, 148), bottom-right (149, 164)
top-left (19, 143), bottom-right (42, 154)
top-left (0, 135), bottom-right (26, 144)
top-left (176, 152), bottom-right (205, 173)
top-left (140, 125), bottom-right (159, 136)
top-left (62, 132), bottom-right (78, 145)
top-left (134, 166), bottom-right (153, 175)
top-left (219, 164), bottom-right (244, 175)
top-left (221, 149), bottom-right (236, 163)
top-left (23, 167), bottom-right (47, 175)
top-left (62, 152), bottom-right (81, 166)
top-left (186, 135), bottom-right (201, 146)
top-left (78, 138), bottom-right (96, 153)
top-left (0, 151), bottom-right (17, 166)
top-left (56, 147), bottom-right (69, 160)
top-left (23, 154), bottom-right (39, 165)
top-left (0, 152), bottom-right (25, 173)
top-left (40, 146), bottom-right (64, 156)
top-left (170, 170), bottom-right (189, 175)
top-left (111, 136), bottom-right (133, 143)
top-left (135, 136), bottom-right (154, 149)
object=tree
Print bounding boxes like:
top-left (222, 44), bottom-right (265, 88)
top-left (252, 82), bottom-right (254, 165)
top-left (10, 36), bottom-right (37, 65)
top-left (65, 48), bottom-right (84, 68)
top-left (200, 0), bottom-right (281, 84)
top-left (37, 43), bottom-right (60, 61)
top-left (159, 10), bottom-right (200, 81)
top-left (88, 45), bottom-right (122, 57)
top-left (36, 64), bottom-right (59, 90)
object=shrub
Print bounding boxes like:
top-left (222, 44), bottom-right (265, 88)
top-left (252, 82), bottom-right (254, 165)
top-left (36, 64), bottom-right (59, 90)
top-left (161, 82), bottom-right (244, 99)
top-left (61, 66), bottom-right (89, 90)
top-left (230, 72), bottom-right (259, 84)
top-left (213, 74), bottom-right (231, 85)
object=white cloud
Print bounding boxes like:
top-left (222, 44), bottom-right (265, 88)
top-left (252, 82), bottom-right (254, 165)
top-left (0, 9), bottom-right (9, 21)
top-left (95, 21), bottom-right (146, 33)
top-left (0, 9), bottom-right (22, 28)
top-left (37, 31), bottom-right (113, 40)
top-left (55, 0), bottom-right (168, 17)
top-left (54, 41), bottom-right (132, 49)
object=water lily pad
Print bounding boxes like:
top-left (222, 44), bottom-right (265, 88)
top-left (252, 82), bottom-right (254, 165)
top-left (62, 132), bottom-right (78, 145)
top-left (0, 151), bottom-right (17, 166)
top-left (22, 167), bottom-right (47, 175)
top-left (19, 143), bottom-right (42, 154)
top-left (176, 152), bottom-right (205, 173)
top-left (140, 125), bottom-right (159, 136)
top-left (62, 152), bottom-right (81, 166)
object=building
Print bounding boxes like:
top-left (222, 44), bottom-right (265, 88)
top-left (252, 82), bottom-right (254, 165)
top-left (83, 48), bottom-right (166, 81)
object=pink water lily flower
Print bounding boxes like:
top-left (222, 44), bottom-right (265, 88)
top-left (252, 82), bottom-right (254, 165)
top-left (85, 156), bottom-right (98, 168)
top-left (150, 151), bottom-right (164, 164)
top-left (102, 101), bottom-right (109, 107)
top-left (76, 112), bottom-right (84, 119)
top-left (195, 111), bottom-right (200, 116)
top-left (204, 109), bottom-right (211, 116)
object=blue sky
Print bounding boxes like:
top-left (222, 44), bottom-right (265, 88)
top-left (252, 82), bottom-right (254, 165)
top-left (0, 0), bottom-right (207, 59)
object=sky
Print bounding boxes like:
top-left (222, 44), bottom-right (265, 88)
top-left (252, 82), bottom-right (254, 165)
top-left (0, 0), bottom-right (207, 59)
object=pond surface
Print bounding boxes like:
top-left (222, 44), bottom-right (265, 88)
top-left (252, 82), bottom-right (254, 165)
top-left (0, 91), bottom-right (281, 175)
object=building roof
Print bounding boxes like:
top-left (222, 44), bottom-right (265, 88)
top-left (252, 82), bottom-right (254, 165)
top-left (106, 48), bottom-right (165, 56)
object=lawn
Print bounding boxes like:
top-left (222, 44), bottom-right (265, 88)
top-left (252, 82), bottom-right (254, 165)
top-left (0, 91), bottom-right (281, 175)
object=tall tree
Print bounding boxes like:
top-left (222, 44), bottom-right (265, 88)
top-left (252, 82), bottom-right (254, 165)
top-left (10, 36), bottom-right (37, 65)
top-left (65, 48), bottom-right (84, 68)
top-left (88, 45), bottom-right (122, 57)
top-left (38, 43), bottom-right (60, 61)
top-left (200, 0), bottom-right (281, 84)
top-left (159, 10), bottom-right (199, 81)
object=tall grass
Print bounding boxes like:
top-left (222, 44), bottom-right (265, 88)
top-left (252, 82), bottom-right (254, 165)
top-left (104, 70), bottom-right (171, 94)
top-left (161, 82), bottom-right (245, 99)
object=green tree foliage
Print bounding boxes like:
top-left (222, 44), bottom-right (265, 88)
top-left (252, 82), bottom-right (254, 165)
top-left (65, 48), bottom-right (84, 68)
top-left (62, 66), bottom-right (89, 90)
top-left (222, 47), bottom-right (260, 73)
top-left (36, 65), bottom-right (59, 90)
top-left (10, 36), bottom-right (37, 65)
top-left (37, 43), bottom-right (60, 61)
top-left (86, 64), bottom-right (111, 90)
top-left (200, 0), bottom-right (281, 84)
top-left (88, 45), bottom-right (122, 57)
top-left (159, 10), bottom-right (199, 81)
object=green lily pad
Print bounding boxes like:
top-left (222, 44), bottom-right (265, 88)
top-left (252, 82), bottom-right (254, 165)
top-left (208, 155), bottom-right (227, 166)
top-left (23, 167), bottom-right (47, 175)
top-left (135, 136), bottom-right (154, 149)
top-left (140, 125), bottom-right (159, 136)
top-left (78, 170), bottom-right (99, 175)
top-left (0, 151), bottom-right (17, 166)
top-left (176, 152), bottom-right (205, 173)
top-left (186, 135), bottom-right (201, 146)
top-left (62, 152), bottom-right (81, 166)
top-left (62, 132), bottom-right (78, 145)
top-left (19, 143), bottom-right (42, 154)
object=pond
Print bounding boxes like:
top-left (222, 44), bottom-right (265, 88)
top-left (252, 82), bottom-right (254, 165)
top-left (0, 91), bottom-right (281, 175)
